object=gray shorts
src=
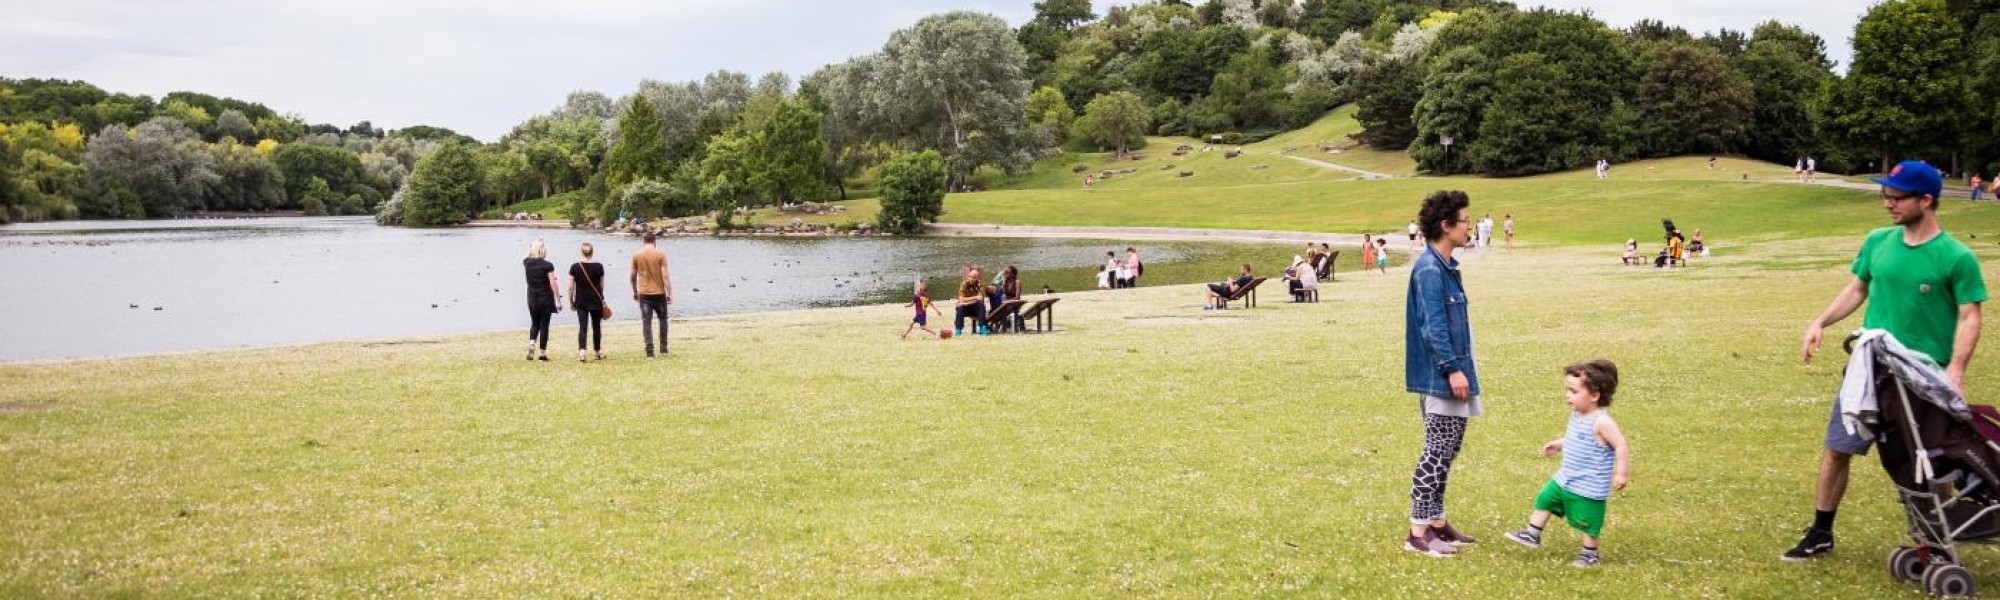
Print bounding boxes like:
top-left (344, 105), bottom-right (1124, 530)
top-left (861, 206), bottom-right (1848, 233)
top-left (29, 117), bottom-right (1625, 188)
top-left (1824, 395), bottom-right (1872, 456)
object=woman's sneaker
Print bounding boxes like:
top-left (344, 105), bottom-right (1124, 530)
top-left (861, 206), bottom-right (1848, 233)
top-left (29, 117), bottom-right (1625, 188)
top-left (1404, 530), bottom-right (1457, 558)
top-left (1504, 529), bottom-right (1542, 549)
top-left (1782, 528), bottom-right (1834, 561)
top-left (1431, 522), bottom-right (1476, 546)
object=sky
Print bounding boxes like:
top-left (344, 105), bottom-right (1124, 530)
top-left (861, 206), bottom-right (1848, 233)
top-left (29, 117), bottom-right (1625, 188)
top-left (0, 1), bottom-right (1874, 142)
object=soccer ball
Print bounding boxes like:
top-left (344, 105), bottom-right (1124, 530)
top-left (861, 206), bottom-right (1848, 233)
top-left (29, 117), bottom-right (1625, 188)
top-left (940, 329), bottom-right (954, 340)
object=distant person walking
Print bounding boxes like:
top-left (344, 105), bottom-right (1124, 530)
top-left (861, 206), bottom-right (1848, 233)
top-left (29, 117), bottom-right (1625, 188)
top-left (1408, 220), bottom-right (1421, 252)
top-left (1784, 160), bottom-right (1988, 560)
top-left (1504, 215), bottom-right (1516, 249)
top-left (1403, 189), bottom-right (1482, 557)
top-left (630, 232), bottom-right (673, 358)
top-left (1972, 173), bottom-right (1985, 202)
top-left (523, 239), bottom-right (560, 362)
top-left (1806, 156), bottom-right (1817, 182)
top-left (568, 242), bottom-right (606, 362)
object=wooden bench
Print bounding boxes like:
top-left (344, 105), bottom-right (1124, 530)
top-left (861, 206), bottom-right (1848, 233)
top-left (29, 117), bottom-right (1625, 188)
top-left (982, 299), bottom-right (1026, 333)
top-left (1214, 277), bottom-right (1268, 309)
top-left (1019, 298), bottom-right (1061, 333)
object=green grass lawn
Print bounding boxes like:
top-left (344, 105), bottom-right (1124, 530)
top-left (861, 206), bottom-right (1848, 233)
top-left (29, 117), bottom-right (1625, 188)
top-left (6, 236), bottom-right (1998, 596)
top-left (480, 192), bottom-right (577, 221)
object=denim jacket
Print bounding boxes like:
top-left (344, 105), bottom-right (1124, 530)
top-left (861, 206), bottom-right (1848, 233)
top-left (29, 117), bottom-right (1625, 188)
top-left (1405, 243), bottom-right (1480, 398)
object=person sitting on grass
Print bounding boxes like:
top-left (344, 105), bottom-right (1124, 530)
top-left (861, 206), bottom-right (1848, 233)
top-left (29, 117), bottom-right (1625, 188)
top-left (902, 281), bottom-right (943, 340)
top-left (1504, 359), bottom-right (1632, 568)
top-left (1202, 264), bottom-right (1255, 310)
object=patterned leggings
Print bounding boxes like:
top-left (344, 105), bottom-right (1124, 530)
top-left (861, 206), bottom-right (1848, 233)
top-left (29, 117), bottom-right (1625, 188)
top-left (1410, 413), bottom-right (1468, 523)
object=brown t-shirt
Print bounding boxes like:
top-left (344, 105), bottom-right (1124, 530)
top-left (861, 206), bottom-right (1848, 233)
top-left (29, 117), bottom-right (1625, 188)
top-left (632, 246), bottom-right (667, 296)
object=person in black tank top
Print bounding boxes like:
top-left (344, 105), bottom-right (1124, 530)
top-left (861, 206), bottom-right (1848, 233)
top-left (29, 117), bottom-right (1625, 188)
top-left (567, 242), bottom-right (607, 361)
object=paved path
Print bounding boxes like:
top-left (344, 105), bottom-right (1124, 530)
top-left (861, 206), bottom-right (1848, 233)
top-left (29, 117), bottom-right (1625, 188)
top-left (1281, 154), bottom-right (1400, 180)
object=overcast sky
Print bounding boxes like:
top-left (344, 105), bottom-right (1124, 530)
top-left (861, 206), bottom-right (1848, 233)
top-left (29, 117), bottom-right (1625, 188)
top-left (0, 1), bottom-right (1872, 141)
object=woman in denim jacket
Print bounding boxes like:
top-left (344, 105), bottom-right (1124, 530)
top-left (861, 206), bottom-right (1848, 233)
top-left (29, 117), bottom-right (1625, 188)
top-left (1402, 190), bottom-right (1482, 557)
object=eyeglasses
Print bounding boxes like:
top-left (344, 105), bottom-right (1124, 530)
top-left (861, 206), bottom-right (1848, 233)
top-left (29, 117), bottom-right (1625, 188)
top-left (1882, 192), bottom-right (1924, 203)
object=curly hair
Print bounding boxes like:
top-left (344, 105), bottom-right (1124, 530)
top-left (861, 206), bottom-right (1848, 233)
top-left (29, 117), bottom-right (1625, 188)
top-left (1418, 190), bottom-right (1470, 241)
top-left (1564, 359), bottom-right (1620, 407)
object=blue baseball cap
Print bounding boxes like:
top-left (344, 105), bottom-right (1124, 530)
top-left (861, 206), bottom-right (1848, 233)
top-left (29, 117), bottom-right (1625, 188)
top-left (1872, 160), bottom-right (1943, 200)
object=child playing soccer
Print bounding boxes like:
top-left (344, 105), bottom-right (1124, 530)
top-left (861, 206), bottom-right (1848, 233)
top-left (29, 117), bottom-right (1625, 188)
top-left (1504, 359), bottom-right (1632, 567)
top-left (902, 282), bottom-right (943, 340)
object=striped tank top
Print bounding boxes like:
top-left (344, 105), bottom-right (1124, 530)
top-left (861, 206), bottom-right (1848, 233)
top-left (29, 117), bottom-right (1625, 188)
top-left (1554, 411), bottom-right (1616, 500)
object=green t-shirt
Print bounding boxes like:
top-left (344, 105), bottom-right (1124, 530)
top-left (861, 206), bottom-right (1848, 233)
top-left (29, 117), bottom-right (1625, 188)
top-left (1852, 226), bottom-right (1988, 364)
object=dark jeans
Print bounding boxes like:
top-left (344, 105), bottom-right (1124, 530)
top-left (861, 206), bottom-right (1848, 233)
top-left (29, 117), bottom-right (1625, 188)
top-left (527, 304), bottom-right (554, 350)
top-left (576, 309), bottom-right (601, 351)
top-left (638, 294), bottom-right (669, 355)
top-left (955, 302), bottom-right (985, 332)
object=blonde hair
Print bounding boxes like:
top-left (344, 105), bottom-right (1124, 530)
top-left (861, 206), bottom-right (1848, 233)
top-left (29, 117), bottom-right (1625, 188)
top-left (526, 239), bottom-right (547, 259)
top-left (579, 242), bottom-right (594, 259)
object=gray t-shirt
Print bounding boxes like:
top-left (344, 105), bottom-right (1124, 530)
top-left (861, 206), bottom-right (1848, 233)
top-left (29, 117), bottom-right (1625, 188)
top-left (1422, 394), bottom-right (1483, 418)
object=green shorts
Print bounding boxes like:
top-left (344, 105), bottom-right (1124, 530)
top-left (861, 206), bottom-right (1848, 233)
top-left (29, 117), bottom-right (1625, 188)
top-left (1534, 479), bottom-right (1608, 537)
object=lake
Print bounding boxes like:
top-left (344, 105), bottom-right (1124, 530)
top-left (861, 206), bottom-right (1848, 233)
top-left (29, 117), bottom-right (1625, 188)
top-left (0, 218), bottom-right (1257, 362)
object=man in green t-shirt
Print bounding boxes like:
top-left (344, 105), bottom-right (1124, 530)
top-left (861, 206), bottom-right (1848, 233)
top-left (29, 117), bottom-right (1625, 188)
top-left (1784, 160), bottom-right (1988, 561)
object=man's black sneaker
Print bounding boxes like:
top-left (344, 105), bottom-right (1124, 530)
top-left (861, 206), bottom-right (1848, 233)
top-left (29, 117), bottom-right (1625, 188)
top-left (1782, 528), bottom-right (1834, 561)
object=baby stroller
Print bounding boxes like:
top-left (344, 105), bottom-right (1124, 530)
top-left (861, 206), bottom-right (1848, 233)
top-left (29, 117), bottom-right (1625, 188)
top-left (1850, 335), bottom-right (2000, 596)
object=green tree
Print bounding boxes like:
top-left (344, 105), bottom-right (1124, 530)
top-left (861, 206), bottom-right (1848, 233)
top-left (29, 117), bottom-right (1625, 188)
top-left (1025, 86), bottom-right (1076, 145)
top-left (1828, 0), bottom-right (1968, 172)
top-left (1033, 0), bottom-right (1097, 29)
top-left (1410, 47), bottom-right (1493, 174)
top-left (80, 117), bottom-right (218, 218)
top-left (875, 150), bottom-right (947, 234)
top-left (1350, 56), bottom-right (1423, 149)
top-left (604, 95), bottom-right (671, 190)
top-left (698, 129), bottom-right (758, 229)
top-left (1471, 53), bottom-right (1598, 176)
top-left (272, 143), bottom-right (364, 205)
top-left (400, 141), bottom-right (482, 227)
top-left (1737, 22), bottom-right (1835, 164)
top-left (0, 137), bottom-right (20, 223)
top-left (875, 11), bottom-right (1038, 186)
top-left (298, 177), bottom-right (331, 216)
top-left (755, 98), bottom-right (827, 203)
top-left (206, 139), bottom-right (287, 211)
top-left (1072, 90), bottom-right (1150, 157)
top-left (1634, 42), bottom-right (1753, 156)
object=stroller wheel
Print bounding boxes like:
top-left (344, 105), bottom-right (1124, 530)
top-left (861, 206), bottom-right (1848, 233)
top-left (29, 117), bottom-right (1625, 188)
top-left (1890, 546), bottom-right (1926, 582)
top-left (1923, 564), bottom-right (1975, 597)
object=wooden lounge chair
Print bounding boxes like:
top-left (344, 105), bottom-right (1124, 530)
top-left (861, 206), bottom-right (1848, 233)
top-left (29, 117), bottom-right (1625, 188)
top-left (1214, 277), bottom-right (1268, 309)
top-left (982, 299), bottom-right (1027, 333)
top-left (1315, 250), bottom-right (1338, 282)
top-left (1018, 298), bottom-right (1061, 333)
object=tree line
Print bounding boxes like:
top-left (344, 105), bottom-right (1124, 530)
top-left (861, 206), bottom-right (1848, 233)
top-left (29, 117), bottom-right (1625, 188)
top-left (0, 78), bottom-right (483, 223)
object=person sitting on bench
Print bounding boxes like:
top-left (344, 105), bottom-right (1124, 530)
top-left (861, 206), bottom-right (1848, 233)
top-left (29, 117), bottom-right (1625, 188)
top-left (1203, 264), bottom-right (1255, 310)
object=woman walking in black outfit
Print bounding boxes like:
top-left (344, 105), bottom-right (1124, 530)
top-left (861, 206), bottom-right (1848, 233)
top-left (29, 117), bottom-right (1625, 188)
top-left (523, 239), bottom-right (561, 361)
top-left (568, 242), bottom-right (607, 362)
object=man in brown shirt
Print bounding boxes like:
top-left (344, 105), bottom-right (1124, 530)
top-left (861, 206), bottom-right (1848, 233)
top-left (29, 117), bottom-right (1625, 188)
top-left (955, 266), bottom-right (986, 336)
top-left (630, 232), bottom-right (673, 357)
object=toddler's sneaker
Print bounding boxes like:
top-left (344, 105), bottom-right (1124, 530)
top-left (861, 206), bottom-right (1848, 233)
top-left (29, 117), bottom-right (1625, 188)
top-left (1504, 529), bottom-right (1542, 549)
top-left (1573, 549), bottom-right (1601, 568)
top-left (1403, 530), bottom-right (1457, 558)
